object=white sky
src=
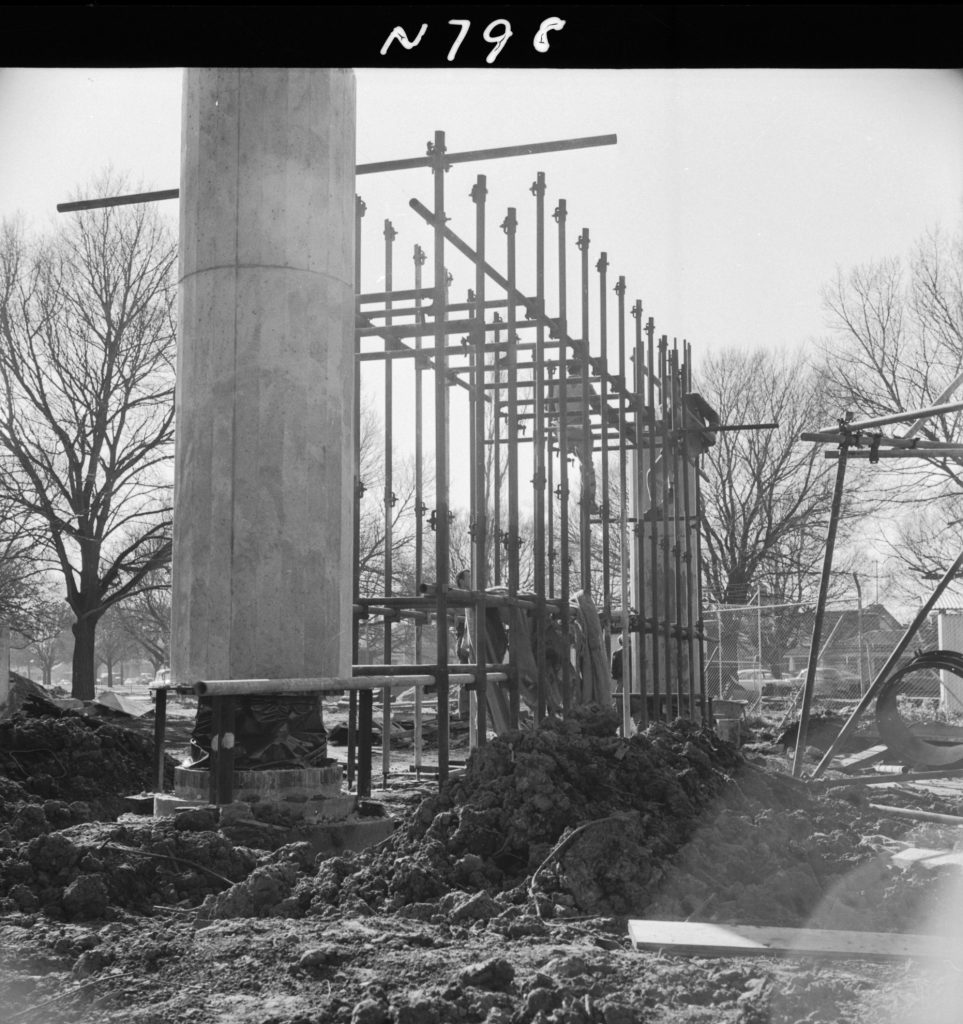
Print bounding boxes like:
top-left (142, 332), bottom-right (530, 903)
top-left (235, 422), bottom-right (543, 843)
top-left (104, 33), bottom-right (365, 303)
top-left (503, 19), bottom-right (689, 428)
top-left (2, 72), bottom-right (962, 436)
top-left (0, 67), bottom-right (960, 611)
top-left (1, 67), bottom-right (961, 360)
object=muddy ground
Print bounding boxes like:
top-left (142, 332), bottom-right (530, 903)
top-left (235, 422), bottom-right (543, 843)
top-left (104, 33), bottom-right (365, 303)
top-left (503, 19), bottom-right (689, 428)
top-left (2, 688), bottom-right (963, 1023)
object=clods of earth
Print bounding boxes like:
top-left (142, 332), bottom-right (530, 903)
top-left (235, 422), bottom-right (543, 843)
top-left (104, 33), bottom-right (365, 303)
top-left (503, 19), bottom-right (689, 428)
top-left (3, 689), bottom-right (963, 1023)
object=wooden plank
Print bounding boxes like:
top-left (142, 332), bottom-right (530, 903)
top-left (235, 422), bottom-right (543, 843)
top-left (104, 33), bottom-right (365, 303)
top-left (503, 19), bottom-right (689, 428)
top-left (837, 745), bottom-right (888, 772)
top-left (892, 847), bottom-right (963, 869)
top-left (627, 920), bottom-right (950, 960)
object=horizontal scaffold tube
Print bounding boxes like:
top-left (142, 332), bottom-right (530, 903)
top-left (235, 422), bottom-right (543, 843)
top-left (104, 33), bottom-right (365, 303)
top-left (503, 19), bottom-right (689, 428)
top-left (194, 672), bottom-right (509, 697)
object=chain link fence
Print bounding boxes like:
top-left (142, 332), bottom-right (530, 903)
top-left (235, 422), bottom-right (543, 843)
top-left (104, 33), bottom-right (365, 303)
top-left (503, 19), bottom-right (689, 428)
top-left (705, 600), bottom-right (962, 724)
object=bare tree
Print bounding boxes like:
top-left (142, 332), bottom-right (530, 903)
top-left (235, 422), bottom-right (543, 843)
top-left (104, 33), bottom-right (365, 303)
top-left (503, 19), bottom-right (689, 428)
top-left (820, 227), bottom-right (963, 580)
top-left (115, 560), bottom-right (172, 673)
top-left (11, 593), bottom-right (73, 687)
top-left (694, 347), bottom-right (866, 679)
top-left (0, 490), bottom-right (43, 631)
top-left (95, 605), bottom-right (139, 688)
top-left (0, 177), bottom-right (176, 700)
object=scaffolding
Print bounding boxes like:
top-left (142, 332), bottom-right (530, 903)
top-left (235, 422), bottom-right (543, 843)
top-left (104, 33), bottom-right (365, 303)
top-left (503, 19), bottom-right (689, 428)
top-left (60, 128), bottom-right (716, 801)
top-left (348, 130), bottom-right (713, 794)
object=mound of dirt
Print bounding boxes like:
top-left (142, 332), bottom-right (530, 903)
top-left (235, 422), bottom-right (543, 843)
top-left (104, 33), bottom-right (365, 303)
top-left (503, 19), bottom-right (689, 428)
top-left (0, 694), bottom-right (175, 833)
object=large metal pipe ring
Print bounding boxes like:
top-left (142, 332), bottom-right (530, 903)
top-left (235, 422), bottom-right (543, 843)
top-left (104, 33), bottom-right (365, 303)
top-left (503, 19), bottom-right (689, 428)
top-left (875, 650), bottom-right (963, 768)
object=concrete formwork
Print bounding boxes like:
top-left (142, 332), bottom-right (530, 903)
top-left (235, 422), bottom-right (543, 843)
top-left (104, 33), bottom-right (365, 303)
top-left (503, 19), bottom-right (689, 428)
top-left (171, 68), bottom-right (356, 685)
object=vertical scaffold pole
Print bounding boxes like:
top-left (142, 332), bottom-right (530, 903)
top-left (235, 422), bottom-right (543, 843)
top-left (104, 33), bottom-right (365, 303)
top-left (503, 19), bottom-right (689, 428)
top-left (430, 130), bottom-right (451, 784)
top-left (382, 218), bottom-right (397, 788)
top-left (615, 275), bottom-right (636, 733)
top-left (492, 313), bottom-right (502, 588)
top-left (597, 252), bottom-right (611, 689)
top-left (670, 344), bottom-right (686, 712)
top-left (644, 313), bottom-right (661, 720)
top-left (532, 172), bottom-right (548, 722)
top-left (471, 175), bottom-right (489, 746)
top-left (554, 198), bottom-right (573, 710)
top-left (577, 227), bottom-right (593, 595)
top-left (658, 335), bottom-right (674, 717)
top-left (413, 243), bottom-right (427, 773)
top-left (503, 205), bottom-right (521, 729)
top-left (350, 193), bottom-right (366, 792)
top-left (679, 342), bottom-right (698, 718)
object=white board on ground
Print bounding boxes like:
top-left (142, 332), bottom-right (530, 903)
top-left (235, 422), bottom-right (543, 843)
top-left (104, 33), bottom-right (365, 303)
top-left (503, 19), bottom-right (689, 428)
top-left (628, 920), bottom-right (952, 960)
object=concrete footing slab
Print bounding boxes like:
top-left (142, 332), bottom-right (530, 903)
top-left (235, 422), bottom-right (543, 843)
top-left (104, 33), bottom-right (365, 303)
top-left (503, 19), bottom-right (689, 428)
top-left (151, 791), bottom-right (395, 857)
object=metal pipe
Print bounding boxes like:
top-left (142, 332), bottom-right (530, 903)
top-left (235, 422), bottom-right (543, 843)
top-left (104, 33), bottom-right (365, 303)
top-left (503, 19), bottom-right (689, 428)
top-left (679, 344), bottom-right (698, 718)
top-left (431, 131), bottom-right (452, 784)
top-left (555, 198), bottom-right (572, 711)
top-left (533, 171), bottom-right (548, 722)
top-left (503, 204), bottom-right (521, 729)
top-left (354, 662), bottom-right (508, 676)
top-left (577, 227), bottom-right (593, 593)
top-left (597, 251), bottom-right (612, 695)
top-left (644, 312), bottom-right (661, 719)
top-left (196, 675), bottom-right (497, 697)
top-left (58, 137), bottom-right (620, 213)
top-left (658, 336), bottom-right (674, 717)
top-left (670, 346), bottom-right (686, 712)
top-left (471, 174), bottom-right (489, 747)
top-left (350, 193), bottom-right (366, 791)
top-left (382, 218), bottom-right (397, 788)
top-left (413, 244), bottom-right (427, 778)
top-left (153, 686), bottom-right (167, 792)
top-left (820, 400), bottom-right (963, 433)
top-left (791, 444), bottom-right (850, 777)
top-left (615, 275), bottom-right (632, 735)
top-left (493, 314), bottom-right (503, 587)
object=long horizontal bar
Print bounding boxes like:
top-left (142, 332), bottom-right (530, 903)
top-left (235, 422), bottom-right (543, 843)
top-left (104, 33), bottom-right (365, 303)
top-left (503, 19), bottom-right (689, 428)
top-left (356, 340), bottom-right (561, 363)
top-left (357, 134), bottom-right (618, 176)
top-left (826, 449), bottom-right (963, 459)
top-left (359, 287), bottom-right (433, 304)
top-left (58, 135), bottom-right (618, 213)
top-left (812, 400), bottom-right (963, 434)
top-left (195, 673), bottom-right (509, 696)
top-left (354, 663), bottom-right (507, 676)
top-left (57, 188), bottom-right (180, 213)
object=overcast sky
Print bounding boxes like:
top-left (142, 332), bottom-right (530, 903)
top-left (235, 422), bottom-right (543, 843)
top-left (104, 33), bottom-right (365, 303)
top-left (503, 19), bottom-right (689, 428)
top-left (1, 67), bottom-right (962, 364)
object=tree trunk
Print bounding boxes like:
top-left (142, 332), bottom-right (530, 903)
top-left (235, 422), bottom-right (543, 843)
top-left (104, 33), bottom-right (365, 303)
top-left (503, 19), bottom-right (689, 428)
top-left (71, 615), bottom-right (99, 701)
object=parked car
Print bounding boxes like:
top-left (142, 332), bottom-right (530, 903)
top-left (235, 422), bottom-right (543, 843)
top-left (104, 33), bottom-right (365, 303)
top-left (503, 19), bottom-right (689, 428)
top-left (795, 666), bottom-right (860, 698)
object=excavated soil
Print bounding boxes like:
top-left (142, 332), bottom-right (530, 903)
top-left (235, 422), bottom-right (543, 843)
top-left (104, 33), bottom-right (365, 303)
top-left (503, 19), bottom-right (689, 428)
top-left (2, 695), bottom-right (963, 1023)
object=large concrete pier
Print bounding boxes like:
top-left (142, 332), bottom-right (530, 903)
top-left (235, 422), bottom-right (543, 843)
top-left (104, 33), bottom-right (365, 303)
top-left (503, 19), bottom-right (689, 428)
top-left (171, 69), bottom-right (356, 684)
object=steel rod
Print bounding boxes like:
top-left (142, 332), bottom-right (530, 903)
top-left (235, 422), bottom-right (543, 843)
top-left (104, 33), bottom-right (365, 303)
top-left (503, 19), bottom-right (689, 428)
top-left (493, 315), bottom-right (503, 586)
top-left (195, 675), bottom-right (501, 697)
top-left (578, 227), bottom-right (593, 593)
top-left (644, 312), bottom-right (661, 718)
top-left (382, 218), bottom-right (397, 789)
top-left (680, 343), bottom-right (699, 719)
top-left (413, 242), bottom-right (427, 778)
top-left (431, 131), bottom-right (452, 785)
top-left (616, 275), bottom-right (634, 735)
top-left (659, 336), bottom-right (674, 717)
top-left (57, 136), bottom-right (619, 213)
top-left (820, 400), bottom-right (963, 433)
top-left (350, 193), bottom-right (366, 792)
top-left (791, 444), bottom-right (850, 777)
top-left (153, 686), bottom-right (167, 792)
top-left (471, 174), bottom-right (489, 747)
top-left (533, 172), bottom-right (548, 723)
top-left (597, 251), bottom-right (612, 703)
top-left (555, 197), bottom-right (572, 712)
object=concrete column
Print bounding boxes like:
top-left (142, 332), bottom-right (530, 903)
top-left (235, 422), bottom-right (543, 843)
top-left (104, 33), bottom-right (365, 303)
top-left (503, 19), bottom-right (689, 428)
top-left (172, 69), bottom-right (356, 684)
top-left (938, 611), bottom-right (963, 714)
